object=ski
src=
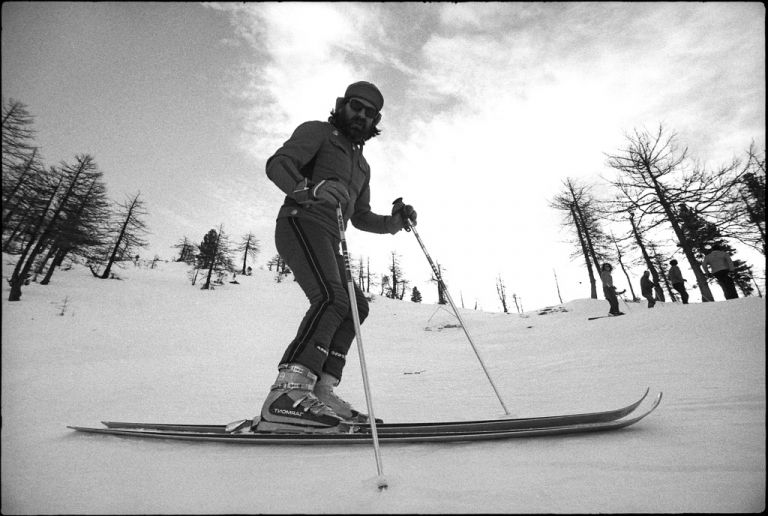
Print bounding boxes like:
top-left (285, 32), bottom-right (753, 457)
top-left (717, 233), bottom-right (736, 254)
top-left (99, 388), bottom-right (650, 434)
top-left (71, 389), bottom-right (658, 440)
top-left (588, 314), bottom-right (623, 320)
top-left (68, 392), bottom-right (661, 444)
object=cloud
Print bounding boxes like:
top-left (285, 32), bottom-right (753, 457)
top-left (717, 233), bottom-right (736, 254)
top-left (208, 2), bottom-right (764, 308)
top-left (209, 3), bottom-right (399, 164)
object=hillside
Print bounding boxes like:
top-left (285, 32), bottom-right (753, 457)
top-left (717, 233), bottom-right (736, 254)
top-left (2, 257), bottom-right (765, 513)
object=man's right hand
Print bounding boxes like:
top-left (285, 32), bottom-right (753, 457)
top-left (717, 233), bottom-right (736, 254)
top-left (312, 180), bottom-right (350, 207)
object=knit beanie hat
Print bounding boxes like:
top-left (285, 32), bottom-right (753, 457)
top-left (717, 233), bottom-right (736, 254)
top-left (344, 81), bottom-right (383, 112)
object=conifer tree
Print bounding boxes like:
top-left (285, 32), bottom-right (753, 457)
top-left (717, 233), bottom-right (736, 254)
top-left (387, 251), bottom-right (406, 299)
top-left (723, 143), bottom-right (766, 255)
top-left (677, 204), bottom-right (753, 297)
top-left (197, 225), bottom-right (235, 290)
top-left (236, 232), bottom-right (260, 274)
top-left (174, 237), bottom-right (197, 263)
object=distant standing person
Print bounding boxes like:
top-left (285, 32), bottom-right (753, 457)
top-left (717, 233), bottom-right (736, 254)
top-left (702, 245), bottom-right (738, 299)
top-left (640, 270), bottom-right (657, 308)
top-left (668, 259), bottom-right (689, 304)
top-left (600, 263), bottom-right (623, 316)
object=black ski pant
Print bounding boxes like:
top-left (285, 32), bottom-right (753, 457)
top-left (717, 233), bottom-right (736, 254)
top-left (274, 217), bottom-right (368, 381)
top-left (672, 282), bottom-right (689, 304)
top-left (643, 292), bottom-right (656, 308)
top-left (713, 270), bottom-right (739, 299)
top-left (603, 286), bottom-right (620, 314)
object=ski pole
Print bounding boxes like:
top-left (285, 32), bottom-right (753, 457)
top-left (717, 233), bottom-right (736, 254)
top-left (336, 204), bottom-right (388, 491)
top-left (394, 199), bottom-right (510, 415)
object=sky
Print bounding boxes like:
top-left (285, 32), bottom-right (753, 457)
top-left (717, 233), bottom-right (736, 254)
top-left (2, 2), bottom-right (765, 311)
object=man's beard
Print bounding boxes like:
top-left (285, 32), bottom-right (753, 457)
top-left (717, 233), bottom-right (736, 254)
top-left (336, 110), bottom-right (370, 143)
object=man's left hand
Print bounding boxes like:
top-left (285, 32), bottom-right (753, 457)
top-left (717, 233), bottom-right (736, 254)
top-left (391, 199), bottom-right (417, 231)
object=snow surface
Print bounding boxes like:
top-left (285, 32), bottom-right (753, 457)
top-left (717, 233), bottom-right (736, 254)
top-left (2, 256), bottom-right (765, 513)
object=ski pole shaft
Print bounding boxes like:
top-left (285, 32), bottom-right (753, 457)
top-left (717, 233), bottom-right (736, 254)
top-left (336, 205), bottom-right (388, 491)
top-left (402, 211), bottom-right (510, 416)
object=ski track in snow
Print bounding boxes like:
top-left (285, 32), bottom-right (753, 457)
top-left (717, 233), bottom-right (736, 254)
top-left (2, 257), bottom-right (765, 513)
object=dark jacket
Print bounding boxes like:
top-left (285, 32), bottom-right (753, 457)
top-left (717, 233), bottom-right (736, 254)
top-left (640, 275), bottom-right (656, 296)
top-left (266, 121), bottom-right (397, 237)
top-left (668, 265), bottom-right (684, 284)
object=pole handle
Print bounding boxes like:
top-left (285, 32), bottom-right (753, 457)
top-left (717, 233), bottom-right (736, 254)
top-left (392, 197), bottom-right (412, 232)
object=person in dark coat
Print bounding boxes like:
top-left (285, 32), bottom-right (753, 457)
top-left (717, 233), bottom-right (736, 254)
top-left (259, 81), bottom-right (417, 432)
top-left (600, 263), bottom-right (623, 316)
top-left (668, 259), bottom-right (689, 304)
top-left (702, 245), bottom-right (738, 299)
top-left (640, 270), bottom-right (658, 308)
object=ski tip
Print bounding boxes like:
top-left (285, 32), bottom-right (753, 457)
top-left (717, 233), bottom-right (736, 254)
top-left (646, 391), bottom-right (663, 414)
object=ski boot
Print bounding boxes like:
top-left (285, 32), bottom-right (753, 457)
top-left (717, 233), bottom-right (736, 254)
top-left (314, 373), bottom-right (383, 424)
top-left (256, 363), bottom-right (349, 434)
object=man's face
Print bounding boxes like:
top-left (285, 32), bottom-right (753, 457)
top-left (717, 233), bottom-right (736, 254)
top-left (339, 97), bottom-right (377, 142)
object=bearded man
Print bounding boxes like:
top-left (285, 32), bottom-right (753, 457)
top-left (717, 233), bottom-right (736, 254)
top-left (258, 81), bottom-right (417, 433)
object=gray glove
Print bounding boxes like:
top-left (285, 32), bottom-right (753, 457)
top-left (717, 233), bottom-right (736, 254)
top-left (391, 197), bottom-right (417, 232)
top-left (293, 179), bottom-right (350, 207)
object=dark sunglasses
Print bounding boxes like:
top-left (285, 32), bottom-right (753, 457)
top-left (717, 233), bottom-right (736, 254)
top-left (348, 98), bottom-right (378, 118)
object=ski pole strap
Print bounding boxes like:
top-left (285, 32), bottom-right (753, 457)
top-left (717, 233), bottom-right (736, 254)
top-left (336, 204), bottom-right (354, 284)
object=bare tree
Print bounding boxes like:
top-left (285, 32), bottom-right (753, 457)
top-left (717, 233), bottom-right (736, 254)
top-left (2, 99), bottom-right (46, 255)
top-left (357, 256), bottom-right (365, 291)
top-left (3, 148), bottom-right (45, 235)
top-left (364, 257), bottom-right (373, 293)
top-left (39, 175), bottom-right (111, 284)
top-left (7, 168), bottom-right (65, 301)
top-left (604, 124), bottom-right (734, 302)
top-left (496, 274), bottom-right (509, 313)
top-left (552, 269), bottom-right (564, 304)
top-left (550, 178), bottom-right (612, 299)
top-left (627, 211), bottom-right (665, 301)
top-left (1, 98), bottom-right (37, 173)
top-left (512, 293), bottom-right (523, 314)
top-left (610, 231), bottom-right (640, 302)
top-left (429, 261), bottom-right (447, 305)
top-left (173, 237), bottom-right (197, 263)
top-left (95, 192), bottom-right (149, 279)
top-left (8, 155), bottom-right (103, 300)
top-left (647, 241), bottom-right (676, 302)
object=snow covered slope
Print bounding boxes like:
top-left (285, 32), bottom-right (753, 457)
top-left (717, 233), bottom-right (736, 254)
top-left (2, 257), bottom-right (765, 513)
